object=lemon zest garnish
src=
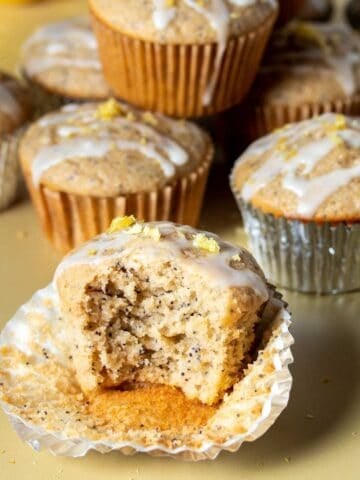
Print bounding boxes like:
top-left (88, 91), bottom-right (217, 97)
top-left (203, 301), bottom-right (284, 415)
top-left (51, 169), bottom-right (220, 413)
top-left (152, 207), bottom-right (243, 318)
top-left (140, 136), bottom-right (148, 145)
top-left (96, 98), bottom-right (123, 120)
top-left (193, 234), bottom-right (220, 254)
top-left (231, 254), bottom-right (241, 262)
top-left (127, 223), bottom-right (144, 235)
top-left (87, 249), bottom-right (98, 256)
top-left (142, 111), bottom-right (158, 126)
top-left (334, 114), bottom-right (346, 130)
top-left (165, 0), bottom-right (175, 6)
top-left (108, 215), bottom-right (136, 233)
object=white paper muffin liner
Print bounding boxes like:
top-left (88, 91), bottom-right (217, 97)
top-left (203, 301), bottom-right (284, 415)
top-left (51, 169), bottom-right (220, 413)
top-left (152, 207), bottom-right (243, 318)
top-left (0, 129), bottom-right (24, 211)
top-left (235, 199), bottom-right (360, 294)
top-left (0, 284), bottom-right (293, 461)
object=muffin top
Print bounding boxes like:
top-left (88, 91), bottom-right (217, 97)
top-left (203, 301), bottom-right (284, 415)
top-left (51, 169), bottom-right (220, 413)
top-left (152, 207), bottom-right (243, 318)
top-left (89, 0), bottom-right (277, 44)
top-left (20, 99), bottom-right (212, 196)
top-left (231, 113), bottom-right (360, 222)
top-left (248, 21), bottom-right (360, 106)
top-left (21, 16), bottom-right (112, 100)
top-left (0, 72), bottom-right (30, 135)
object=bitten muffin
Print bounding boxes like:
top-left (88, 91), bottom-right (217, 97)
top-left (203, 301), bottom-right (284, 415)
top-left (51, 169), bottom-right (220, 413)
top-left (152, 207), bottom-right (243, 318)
top-left (239, 21), bottom-right (360, 139)
top-left (19, 99), bottom-right (213, 252)
top-left (21, 16), bottom-right (112, 115)
top-left (231, 113), bottom-right (360, 293)
top-left (89, 0), bottom-right (278, 117)
top-left (55, 219), bottom-right (270, 405)
top-left (0, 71), bottom-right (31, 211)
top-left (0, 220), bottom-right (292, 459)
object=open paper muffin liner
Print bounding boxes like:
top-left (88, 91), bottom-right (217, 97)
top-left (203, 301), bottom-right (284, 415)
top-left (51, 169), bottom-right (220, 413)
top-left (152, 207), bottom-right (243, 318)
top-left (239, 94), bottom-right (360, 140)
top-left (0, 129), bottom-right (25, 211)
top-left (90, 9), bottom-right (277, 118)
top-left (0, 281), bottom-right (293, 461)
top-left (21, 149), bottom-right (212, 253)
top-left (233, 198), bottom-right (360, 294)
top-left (277, 0), bottom-right (306, 25)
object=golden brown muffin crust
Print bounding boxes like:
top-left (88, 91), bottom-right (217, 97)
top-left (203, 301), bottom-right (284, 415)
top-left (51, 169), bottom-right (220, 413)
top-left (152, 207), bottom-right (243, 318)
top-left (231, 114), bottom-right (360, 222)
top-left (21, 16), bottom-right (112, 100)
top-left (249, 22), bottom-right (360, 106)
top-left (20, 101), bottom-right (213, 196)
top-left (89, 0), bottom-right (277, 44)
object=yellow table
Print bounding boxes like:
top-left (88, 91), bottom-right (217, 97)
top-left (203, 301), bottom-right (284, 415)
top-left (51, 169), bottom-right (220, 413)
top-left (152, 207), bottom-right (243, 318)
top-left (0, 1), bottom-right (359, 479)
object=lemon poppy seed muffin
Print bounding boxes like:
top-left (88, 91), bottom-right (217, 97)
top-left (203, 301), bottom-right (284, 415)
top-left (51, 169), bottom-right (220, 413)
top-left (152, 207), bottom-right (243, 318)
top-left (21, 16), bottom-right (112, 114)
top-left (0, 71), bottom-right (31, 211)
top-left (89, 0), bottom-right (278, 116)
top-left (241, 22), bottom-right (360, 139)
top-left (231, 113), bottom-right (360, 293)
top-left (20, 99), bottom-right (213, 251)
top-left (55, 219), bottom-right (270, 405)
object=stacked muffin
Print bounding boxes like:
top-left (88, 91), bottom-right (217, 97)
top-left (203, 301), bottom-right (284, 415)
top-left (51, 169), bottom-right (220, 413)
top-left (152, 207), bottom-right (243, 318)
top-left (5, 1), bottom-right (359, 284)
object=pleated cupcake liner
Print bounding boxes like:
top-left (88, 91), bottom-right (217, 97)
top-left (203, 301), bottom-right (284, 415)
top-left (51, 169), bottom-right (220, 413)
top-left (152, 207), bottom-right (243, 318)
top-left (239, 93), bottom-right (360, 140)
top-left (0, 129), bottom-right (25, 212)
top-left (90, 9), bottom-right (277, 118)
top-left (21, 149), bottom-right (212, 253)
top-left (0, 282), bottom-right (293, 460)
top-left (233, 199), bottom-right (360, 294)
top-left (277, 0), bottom-right (306, 25)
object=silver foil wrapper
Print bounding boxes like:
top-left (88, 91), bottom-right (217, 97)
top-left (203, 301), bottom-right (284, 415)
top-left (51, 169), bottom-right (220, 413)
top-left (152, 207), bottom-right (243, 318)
top-left (235, 199), bottom-right (360, 294)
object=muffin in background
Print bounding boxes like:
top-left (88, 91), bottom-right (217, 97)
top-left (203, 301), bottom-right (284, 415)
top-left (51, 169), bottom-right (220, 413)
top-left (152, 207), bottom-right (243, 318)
top-left (89, 0), bottom-right (277, 117)
top-left (19, 99), bottom-right (213, 252)
top-left (0, 71), bottom-right (31, 211)
top-left (231, 113), bottom-right (360, 294)
top-left (299, 0), bottom-right (333, 22)
top-left (239, 21), bottom-right (360, 140)
top-left (278, 0), bottom-right (306, 25)
top-left (20, 16), bottom-right (113, 115)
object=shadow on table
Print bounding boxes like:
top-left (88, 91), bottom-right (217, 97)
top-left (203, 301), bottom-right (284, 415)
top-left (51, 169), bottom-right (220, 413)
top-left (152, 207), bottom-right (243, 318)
top-left (227, 292), bottom-right (360, 467)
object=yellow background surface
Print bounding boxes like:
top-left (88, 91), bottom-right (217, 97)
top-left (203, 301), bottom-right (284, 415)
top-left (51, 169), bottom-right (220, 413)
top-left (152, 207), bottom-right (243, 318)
top-left (0, 0), bottom-right (359, 479)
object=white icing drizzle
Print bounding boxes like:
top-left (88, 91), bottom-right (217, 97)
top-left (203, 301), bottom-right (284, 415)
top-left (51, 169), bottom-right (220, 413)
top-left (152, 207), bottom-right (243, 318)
top-left (31, 105), bottom-right (189, 185)
top-left (151, 0), bottom-right (269, 105)
top-left (239, 114), bottom-right (360, 217)
top-left (262, 22), bottom-right (360, 96)
top-left (22, 17), bottom-right (102, 76)
top-left (0, 83), bottom-right (22, 121)
top-left (32, 138), bottom-right (177, 186)
top-left (283, 165), bottom-right (360, 217)
top-left (55, 222), bottom-right (269, 301)
top-left (153, 0), bottom-right (176, 29)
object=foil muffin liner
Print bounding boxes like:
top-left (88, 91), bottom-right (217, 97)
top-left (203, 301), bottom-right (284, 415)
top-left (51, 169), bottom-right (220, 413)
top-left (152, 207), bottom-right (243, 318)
top-left (0, 129), bottom-right (24, 211)
top-left (21, 148), bottom-right (213, 253)
top-left (238, 94), bottom-right (360, 141)
top-left (90, 8), bottom-right (277, 118)
top-left (0, 283), bottom-right (293, 461)
top-left (233, 199), bottom-right (360, 294)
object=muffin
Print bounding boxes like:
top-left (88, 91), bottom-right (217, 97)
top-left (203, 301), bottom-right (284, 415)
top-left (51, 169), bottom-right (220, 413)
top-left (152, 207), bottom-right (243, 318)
top-left (231, 113), bottom-right (360, 294)
top-left (0, 220), bottom-right (293, 459)
top-left (239, 21), bottom-right (360, 140)
top-left (88, 0), bottom-right (278, 117)
top-left (21, 16), bottom-right (113, 115)
top-left (0, 71), bottom-right (31, 211)
top-left (278, 0), bottom-right (306, 25)
top-left (19, 99), bottom-right (213, 252)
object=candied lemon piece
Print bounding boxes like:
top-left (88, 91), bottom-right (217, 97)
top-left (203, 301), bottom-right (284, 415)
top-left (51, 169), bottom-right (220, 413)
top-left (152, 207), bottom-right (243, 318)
top-left (108, 215), bottom-right (136, 233)
top-left (193, 234), bottom-right (220, 254)
top-left (96, 99), bottom-right (123, 120)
